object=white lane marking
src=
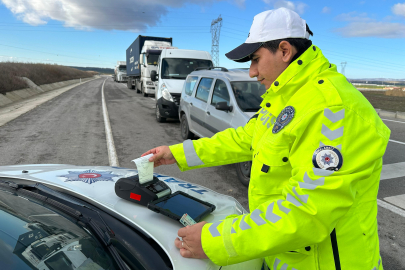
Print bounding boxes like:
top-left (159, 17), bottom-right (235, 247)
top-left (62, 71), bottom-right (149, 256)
top-left (381, 162), bottom-right (405, 180)
top-left (377, 199), bottom-right (405, 218)
top-left (389, 139), bottom-right (405, 145)
top-left (382, 118), bottom-right (405, 124)
top-left (150, 98), bottom-right (156, 101)
top-left (384, 194), bottom-right (405, 211)
top-left (101, 79), bottom-right (120, 167)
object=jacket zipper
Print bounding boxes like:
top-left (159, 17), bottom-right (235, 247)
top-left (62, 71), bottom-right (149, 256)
top-left (330, 229), bottom-right (341, 270)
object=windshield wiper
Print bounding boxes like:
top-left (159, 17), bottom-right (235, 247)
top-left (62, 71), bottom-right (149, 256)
top-left (1, 181), bottom-right (129, 270)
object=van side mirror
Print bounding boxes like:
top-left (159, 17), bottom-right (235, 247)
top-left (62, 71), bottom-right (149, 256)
top-left (150, 70), bottom-right (158, 82)
top-left (215, 101), bottom-right (233, 112)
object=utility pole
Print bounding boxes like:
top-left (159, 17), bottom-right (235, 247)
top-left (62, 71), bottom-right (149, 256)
top-left (211, 15), bottom-right (222, 67)
top-left (340, 61), bottom-right (347, 76)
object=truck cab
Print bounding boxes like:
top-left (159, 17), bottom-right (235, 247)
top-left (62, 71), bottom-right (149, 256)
top-left (114, 61), bottom-right (127, 83)
top-left (151, 49), bottom-right (213, 122)
top-left (136, 41), bottom-right (177, 96)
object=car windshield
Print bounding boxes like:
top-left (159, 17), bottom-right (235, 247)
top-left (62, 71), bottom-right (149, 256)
top-left (0, 188), bottom-right (118, 270)
top-left (161, 58), bottom-right (213, 79)
top-left (231, 81), bottom-right (267, 112)
top-left (147, 54), bottom-right (159, 65)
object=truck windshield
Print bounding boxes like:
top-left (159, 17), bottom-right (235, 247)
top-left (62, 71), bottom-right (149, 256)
top-left (231, 81), bottom-right (267, 112)
top-left (161, 58), bottom-right (213, 79)
top-left (147, 54), bottom-right (159, 65)
top-left (118, 66), bottom-right (126, 72)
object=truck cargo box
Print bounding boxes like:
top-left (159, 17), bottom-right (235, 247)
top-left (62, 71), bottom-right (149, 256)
top-left (126, 36), bottom-right (172, 76)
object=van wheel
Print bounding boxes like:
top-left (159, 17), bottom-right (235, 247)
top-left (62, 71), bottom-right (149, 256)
top-left (181, 114), bottom-right (194, 140)
top-left (156, 104), bottom-right (166, 123)
top-left (142, 84), bottom-right (148, 97)
top-left (235, 162), bottom-right (251, 187)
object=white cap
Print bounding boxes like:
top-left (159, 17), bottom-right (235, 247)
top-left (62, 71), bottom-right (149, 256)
top-left (226, 8), bottom-right (311, 62)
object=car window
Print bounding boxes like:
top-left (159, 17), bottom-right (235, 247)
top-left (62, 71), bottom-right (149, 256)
top-left (231, 81), bottom-right (267, 112)
top-left (184, 76), bottom-right (199, 96)
top-left (0, 189), bottom-right (119, 270)
top-left (211, 79), bottom-right (230, 107)
top-left (195, 78), bottom-right (213, 103)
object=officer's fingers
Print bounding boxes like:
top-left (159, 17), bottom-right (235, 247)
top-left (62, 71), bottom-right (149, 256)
top-left (141, 148), bottom-right (157, 157)
top-left (177, 226), bottom-right (190, 238)
top-left (174, 237), bottom-right (182, 249)
top-left (179, 248), bottom-right (194, 258)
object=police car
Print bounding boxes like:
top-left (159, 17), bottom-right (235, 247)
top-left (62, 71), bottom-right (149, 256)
top-left (0, 164), bottom-right (263, 270)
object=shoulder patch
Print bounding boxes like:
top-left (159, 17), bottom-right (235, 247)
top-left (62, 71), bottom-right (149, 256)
top-left (272, 106), bottom-right (295, 134)
top-left (312, 146), bottom-right (343, 171)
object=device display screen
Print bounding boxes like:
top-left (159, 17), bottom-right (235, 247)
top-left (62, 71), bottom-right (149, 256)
top-left (154, 193), bottom-right (211, 220)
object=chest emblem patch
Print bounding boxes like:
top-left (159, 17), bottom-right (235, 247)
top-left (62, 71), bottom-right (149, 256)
top-left (312, 146), bottom-right (343, 171)
top-left (272, 106), bottom-right (295, 134)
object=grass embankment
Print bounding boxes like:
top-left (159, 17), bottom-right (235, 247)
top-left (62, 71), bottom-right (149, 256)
top-left (361, 91), bottom-right (405, 112)
top-left (0, 62), bottom-right (97, 94)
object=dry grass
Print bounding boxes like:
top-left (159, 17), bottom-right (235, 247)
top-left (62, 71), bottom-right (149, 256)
top-left (361, 91), bottom-right (405, 112)
top-left (0, 62), bottom-right (95, 94)
top-left (385, 89), bottom-right (405, 97)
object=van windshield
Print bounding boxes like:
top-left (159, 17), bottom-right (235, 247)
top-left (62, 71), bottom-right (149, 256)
top-left (161, 58), bottom-right (213, 79)
top-left (231, 81), bottom-right (267, 112)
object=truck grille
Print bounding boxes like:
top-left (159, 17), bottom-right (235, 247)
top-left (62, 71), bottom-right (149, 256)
top-left (172, 93), bottom-right (181, 106)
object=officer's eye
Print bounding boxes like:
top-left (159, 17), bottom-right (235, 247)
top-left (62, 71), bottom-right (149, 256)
top-left (252, 57), bottom-right (259, 63)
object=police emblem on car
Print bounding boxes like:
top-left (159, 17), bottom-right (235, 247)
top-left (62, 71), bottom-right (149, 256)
top-left (272, 106), bottom-right (295, 134)
top-left (312, 145), bottom-right (343, 171)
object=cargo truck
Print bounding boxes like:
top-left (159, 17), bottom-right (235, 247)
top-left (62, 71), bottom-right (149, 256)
top-left (114, 61), bottom-right (127, 83)
top-left (126, 36), bottom-right (176, 97)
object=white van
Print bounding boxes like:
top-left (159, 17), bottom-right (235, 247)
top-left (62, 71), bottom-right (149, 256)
top-left (151, 49), bottom-right (213, 122)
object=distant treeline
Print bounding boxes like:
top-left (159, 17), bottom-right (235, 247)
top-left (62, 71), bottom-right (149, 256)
top-left (0, 62), bottom-right (97, 94)
top-left (69, 66), bottom-right (114, 74)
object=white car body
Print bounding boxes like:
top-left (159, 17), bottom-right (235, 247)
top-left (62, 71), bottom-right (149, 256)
top-left (0, 164), bottom-right (263, 270)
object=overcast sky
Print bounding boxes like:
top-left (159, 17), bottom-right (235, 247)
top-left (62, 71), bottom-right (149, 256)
top-left (1, 0), bottom-right (404, 79)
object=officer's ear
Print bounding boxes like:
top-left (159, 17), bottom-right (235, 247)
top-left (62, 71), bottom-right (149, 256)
top-left (278, 41), bottom-right (296, 64)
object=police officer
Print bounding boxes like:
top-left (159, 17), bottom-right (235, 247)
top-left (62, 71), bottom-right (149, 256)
top-left (142, 8), bottom-right (390, 270)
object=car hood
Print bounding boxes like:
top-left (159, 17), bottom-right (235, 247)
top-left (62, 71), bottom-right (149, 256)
top-left (161, 79), bottom-right (185, 94)
top-left (0, 164), bottom-right (262, 270)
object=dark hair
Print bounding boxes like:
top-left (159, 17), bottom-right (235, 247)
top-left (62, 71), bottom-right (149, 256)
top-left (262, 24), bottom-right (314, 56)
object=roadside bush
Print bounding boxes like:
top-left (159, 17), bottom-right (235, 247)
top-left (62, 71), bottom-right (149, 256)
top-left (0, 62), bottom-right (95, 94)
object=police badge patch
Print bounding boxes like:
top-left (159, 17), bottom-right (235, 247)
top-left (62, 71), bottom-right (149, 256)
top-left (272, 106), bottom-right (295, 134)
top-left (312, 146), bottom-right (343, 171)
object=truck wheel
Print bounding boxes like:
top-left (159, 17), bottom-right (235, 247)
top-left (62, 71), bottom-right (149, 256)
top-left (181, 114), bottom-right (194, 140)
top-left (127, 80), bottom-right (132, 89)
top-left (142, 84), bottom-right (148, 97)
top-left (235, 162), bottom-right (251, 187)
top-left (156, 104), bottom-right (166, 123)
top-left (136, 81), bottom-right (141, 93)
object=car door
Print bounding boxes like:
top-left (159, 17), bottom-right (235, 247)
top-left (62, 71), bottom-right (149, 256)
top-left (205, 79), bottom-right (234, 136)
top-left (190, 77), bottom-right (214, 137)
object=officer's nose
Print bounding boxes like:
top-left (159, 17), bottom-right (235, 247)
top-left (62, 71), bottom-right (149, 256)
top-left (249, 62), bottom-right (258, 78)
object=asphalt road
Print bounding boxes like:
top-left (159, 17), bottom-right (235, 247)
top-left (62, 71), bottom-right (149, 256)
top-left (0, 76), bottom-right (404, 269)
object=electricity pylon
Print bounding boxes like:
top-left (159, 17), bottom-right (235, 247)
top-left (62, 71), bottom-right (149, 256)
top-left (211, 15), bottom-right (222, 67)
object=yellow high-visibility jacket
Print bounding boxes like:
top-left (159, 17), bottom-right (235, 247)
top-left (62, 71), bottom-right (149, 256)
top-left (169, 45), bottom-right (390, 269)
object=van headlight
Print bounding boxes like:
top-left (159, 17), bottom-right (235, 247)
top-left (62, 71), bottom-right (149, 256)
top-left (161, 84), bottom-right (174, 102)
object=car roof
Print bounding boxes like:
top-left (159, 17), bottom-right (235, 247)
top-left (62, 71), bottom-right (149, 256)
top-left (189, 68), bottom-right (257, 82)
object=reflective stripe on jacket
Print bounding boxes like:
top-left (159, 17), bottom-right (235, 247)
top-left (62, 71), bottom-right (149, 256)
top-left (169, 45), bottom-right (390, 270)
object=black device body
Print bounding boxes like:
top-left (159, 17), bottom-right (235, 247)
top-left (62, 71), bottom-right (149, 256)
top-left (114, 175), bottom-right (171, 206)
top-left (147, 191), bottom-right (216, 223)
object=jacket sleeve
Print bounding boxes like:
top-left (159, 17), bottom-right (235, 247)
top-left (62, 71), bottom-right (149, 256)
top-left (168, 114), bottom-right (258, 172)
top-left (200, 106), bottom-right (390, 266)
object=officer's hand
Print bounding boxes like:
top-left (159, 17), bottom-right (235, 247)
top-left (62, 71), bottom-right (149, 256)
top-left (174, 222), bottom-right (208, 259)
top-left (141, 146), bottom-right (176, 167)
